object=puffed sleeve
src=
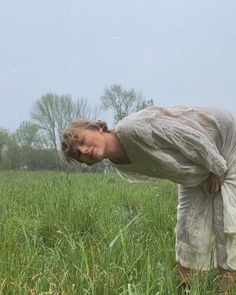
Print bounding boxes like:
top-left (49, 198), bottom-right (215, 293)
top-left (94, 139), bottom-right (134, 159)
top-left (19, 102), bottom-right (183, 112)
top-left (151, 118), bottom-right (228, 176)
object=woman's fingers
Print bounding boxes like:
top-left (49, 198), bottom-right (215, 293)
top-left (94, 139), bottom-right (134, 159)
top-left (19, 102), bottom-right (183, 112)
top-left (208, 173), bottom-right (224, 193)
top-left (210, 181), bottom-right (219, 193)
top-left (214, 182), bottom-right (220, 193)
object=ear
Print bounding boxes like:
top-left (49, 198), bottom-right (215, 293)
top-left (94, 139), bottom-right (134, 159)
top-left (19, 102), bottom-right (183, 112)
top-left (98, 127), bottom-right (103, 134)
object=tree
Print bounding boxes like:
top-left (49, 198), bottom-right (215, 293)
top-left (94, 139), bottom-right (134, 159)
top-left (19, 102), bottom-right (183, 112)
top-left (1, 133), bottom-right (22, 169)
top-left (15, 121), bottom-right (46, 170)
top-left (136, 98), bottom-right (154, 111)
top-left (0, 128), bottom-right (9, 167)
top-left (100, 84), bottom-right (153, 124)
top-left (31, 94), bottom-right (69, 169)
top-left (74, 97), bottom-right (102, 121)
top-left (0, 128), bottom-right (25, 169)
top-left (16, 121), bottom-right (45, 149)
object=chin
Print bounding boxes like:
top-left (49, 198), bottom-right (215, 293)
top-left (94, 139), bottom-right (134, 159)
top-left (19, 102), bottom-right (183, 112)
top-left (93, 150), bottom-right (105, 161)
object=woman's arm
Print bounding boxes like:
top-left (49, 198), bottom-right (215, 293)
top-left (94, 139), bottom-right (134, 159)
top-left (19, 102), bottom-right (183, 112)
top-left (151, 118), bottom-right (228, 176)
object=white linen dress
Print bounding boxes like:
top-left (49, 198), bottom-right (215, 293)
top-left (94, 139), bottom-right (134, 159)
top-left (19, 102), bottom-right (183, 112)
top-left (113, 106), bottom-right (236, 270)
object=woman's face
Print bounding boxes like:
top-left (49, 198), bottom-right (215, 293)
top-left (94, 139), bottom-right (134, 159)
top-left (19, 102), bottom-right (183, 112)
top-left (74, 128), bottom-right (107, 165)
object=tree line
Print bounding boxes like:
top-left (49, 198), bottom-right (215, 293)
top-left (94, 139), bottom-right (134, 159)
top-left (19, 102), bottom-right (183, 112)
top-left (0, 84), bottom-right (153, 171)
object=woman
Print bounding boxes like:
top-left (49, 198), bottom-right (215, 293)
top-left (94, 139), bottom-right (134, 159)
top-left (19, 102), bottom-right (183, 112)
top-left (61, 106), bottom-right (236, 292)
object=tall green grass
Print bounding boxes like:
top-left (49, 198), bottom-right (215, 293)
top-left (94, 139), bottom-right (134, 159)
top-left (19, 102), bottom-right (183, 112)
top-left (0, 171), bottom-right (229, 294)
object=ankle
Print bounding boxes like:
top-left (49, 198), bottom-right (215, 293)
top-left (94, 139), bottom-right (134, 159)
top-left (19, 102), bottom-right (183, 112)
top-left (177, 263), bottom-right (191, 278)
top-left (218, 268), bottom-right (236, 293)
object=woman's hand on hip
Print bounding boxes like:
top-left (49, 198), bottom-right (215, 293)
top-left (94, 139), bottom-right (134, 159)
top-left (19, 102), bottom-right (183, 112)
top-left (207, 173), bottom-right (225, 194)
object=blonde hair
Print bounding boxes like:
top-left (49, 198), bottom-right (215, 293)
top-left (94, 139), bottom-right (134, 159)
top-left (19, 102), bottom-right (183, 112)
top-left (60, 119), bottom-right (109, 165)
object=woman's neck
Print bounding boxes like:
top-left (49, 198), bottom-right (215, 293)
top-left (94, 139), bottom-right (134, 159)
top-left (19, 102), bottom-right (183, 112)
top-left (104, 131), bottom-right (131, 164)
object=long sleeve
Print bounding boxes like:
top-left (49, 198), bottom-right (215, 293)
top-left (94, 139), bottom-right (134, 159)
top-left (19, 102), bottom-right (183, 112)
top-left (151, 117), bottom-right (228, 176)
top-left (114, 106), bottom-right (230, 186)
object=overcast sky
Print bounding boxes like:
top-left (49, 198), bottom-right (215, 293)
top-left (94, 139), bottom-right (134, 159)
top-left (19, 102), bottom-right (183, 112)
top-left (1, 0), bottom-right (236, 131)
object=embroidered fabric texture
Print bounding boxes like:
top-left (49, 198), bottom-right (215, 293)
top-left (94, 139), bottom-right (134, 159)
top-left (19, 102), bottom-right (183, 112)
top-left (114, 106), bottom-right (236, 234)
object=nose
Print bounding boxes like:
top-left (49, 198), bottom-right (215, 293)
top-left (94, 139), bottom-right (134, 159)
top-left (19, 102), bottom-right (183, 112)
top-left (80, 146), bottom-right (89, 155)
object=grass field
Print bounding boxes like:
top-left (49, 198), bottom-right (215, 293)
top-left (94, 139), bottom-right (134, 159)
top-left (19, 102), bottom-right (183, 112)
top-left (0, 171), bottom-right (228, 294)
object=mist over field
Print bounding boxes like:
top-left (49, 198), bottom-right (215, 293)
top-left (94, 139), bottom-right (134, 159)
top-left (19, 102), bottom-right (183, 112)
top-left (1, 0), bottom-right (236, 131)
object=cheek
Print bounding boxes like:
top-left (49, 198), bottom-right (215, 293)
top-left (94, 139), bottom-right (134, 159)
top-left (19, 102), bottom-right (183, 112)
top-left (98, 139), bottom-right (106, 153)
top-left (93, 145), bottom-right (105, 159)
top-left (95, 137), bottom-right (104, 149)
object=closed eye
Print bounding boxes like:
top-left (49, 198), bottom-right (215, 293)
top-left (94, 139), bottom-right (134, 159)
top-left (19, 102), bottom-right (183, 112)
top-left (79, 136), bottom-right (84, 145)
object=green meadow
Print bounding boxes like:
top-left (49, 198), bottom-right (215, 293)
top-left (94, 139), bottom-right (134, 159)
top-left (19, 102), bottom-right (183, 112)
top-left (0, 171), bottom-right (228, 294)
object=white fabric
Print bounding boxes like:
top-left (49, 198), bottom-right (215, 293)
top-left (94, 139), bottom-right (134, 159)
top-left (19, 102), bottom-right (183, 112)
top-left (176, 184), bottom-right (236, 270)
top-left (113, 106), bottom-right (236, 233)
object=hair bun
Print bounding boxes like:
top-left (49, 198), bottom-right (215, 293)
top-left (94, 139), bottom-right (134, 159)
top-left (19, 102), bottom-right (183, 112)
top-left (96, 120), bottom-right (108, 131)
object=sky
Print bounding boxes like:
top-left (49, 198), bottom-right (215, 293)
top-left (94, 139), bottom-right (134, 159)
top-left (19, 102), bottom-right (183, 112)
top-left (0, 0), bottom-right (236, 131)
